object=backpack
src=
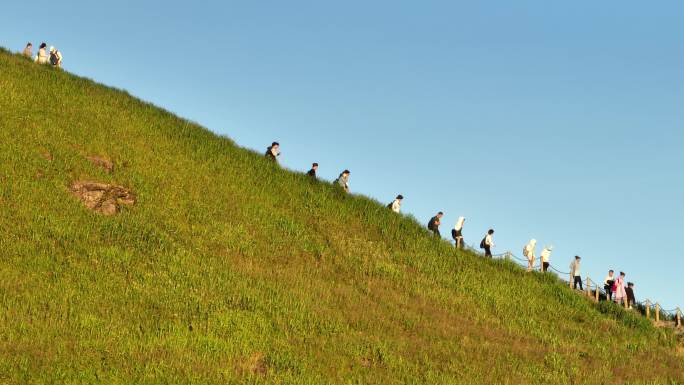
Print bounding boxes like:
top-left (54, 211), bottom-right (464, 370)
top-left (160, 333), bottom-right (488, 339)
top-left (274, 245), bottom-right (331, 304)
top-left (480, 237), bottom-right (486, 249)
top-left (50, 52), bottom-right (59, 65)
top-left (522, 247), bottom-right (528, 257)
top-left (451, 229), bottom-right (457, 240)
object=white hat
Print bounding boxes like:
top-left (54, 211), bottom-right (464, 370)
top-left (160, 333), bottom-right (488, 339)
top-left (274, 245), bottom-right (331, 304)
top-left (49, 46), bottom-right (55, 52)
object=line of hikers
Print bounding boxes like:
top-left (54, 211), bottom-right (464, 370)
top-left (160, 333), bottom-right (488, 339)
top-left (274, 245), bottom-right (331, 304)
top-left (21, 42), bottom-right (63, 67)
top-left (265, 141), bottom-right (638, 307)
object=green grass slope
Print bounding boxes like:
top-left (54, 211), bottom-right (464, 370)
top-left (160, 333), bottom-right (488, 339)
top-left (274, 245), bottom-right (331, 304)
top-left (0, 48), bottom-right (682, 385)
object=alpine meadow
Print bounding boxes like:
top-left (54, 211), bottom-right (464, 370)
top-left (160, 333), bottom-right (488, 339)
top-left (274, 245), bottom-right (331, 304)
top-left (1, 48), bottom-right (683, 384)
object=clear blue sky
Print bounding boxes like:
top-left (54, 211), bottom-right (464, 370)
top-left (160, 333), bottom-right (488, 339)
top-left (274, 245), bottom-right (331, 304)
top-left (3, 1), bottom-right (682, 309)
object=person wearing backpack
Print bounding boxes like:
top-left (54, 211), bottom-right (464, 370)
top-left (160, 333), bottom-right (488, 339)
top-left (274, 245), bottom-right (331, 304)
top-left (480, 229), bottom-right (495, 257)
top-left (603, 270), bottom-right (615, 302)
top-left (523, 239), bottom-right (537, 271)
top-left (306, 163), bottom-right (318, 178)
top-left (335, 170), bottom-right (351, 193)
top-left (388, 195), bottom-right (403, 213)
top-left (569, 256), bottom-right (583, 290)
top-left (49, 46), bottom-right (62, 68)
top-left (427, 212), bottom-right (443, 237)
top-left (265, 142), bottom-right (280, 162)
top-left (35, 43), bottom-right (48, 64)
top-left (540, 246), bottom-right (553, 272)
top-left (451, 217), bottom-right (465, 249)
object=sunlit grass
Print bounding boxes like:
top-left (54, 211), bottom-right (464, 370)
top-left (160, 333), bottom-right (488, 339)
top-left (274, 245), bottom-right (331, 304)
top-left (0, 47), bottom-right (682, 384)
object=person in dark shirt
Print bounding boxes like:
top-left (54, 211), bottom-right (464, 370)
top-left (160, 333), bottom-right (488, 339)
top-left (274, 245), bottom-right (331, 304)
top-left (307, 163), bottom-right (318, 178)
top-left (625, 282), bottom-right (636, 309)
top-left (265, 142), bottom-right (280, 161)
top-left (427, 212), bottom-right (444, 237)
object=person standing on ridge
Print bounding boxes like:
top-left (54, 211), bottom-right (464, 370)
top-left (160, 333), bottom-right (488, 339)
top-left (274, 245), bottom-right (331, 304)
top-left (614, 272), bottom-right (627, 305)
top-left (603, 270), bottom-right (615, 302)
top-left (570, 256), bottom-right (583, 290)
top-left (49, 46), bottom-right (63, 68)
top-left (540, 245), bottom-right (553, 272)
top-left (625, 282), bottom-right (636, 309)
top-left (307, 163), bottom-right (318, 178)
top-left (265, 142), bottom-right (280, 162)
top-left (480, 229), bottom-right (495, 257)
top-left (22, 42), bottom-right (33, 58)
top-left (523, 239), bottom-right (537, 271)
top-left (35, 43), bottom-right (48, 64)
top-left (388, 195), bottom-right (403, 213)
top-left (335, 170), bottom-right (351, 193)
top-left (427, 212), bottom-right (444, 237)
top-left (451, 217), bottom-right (466, 249)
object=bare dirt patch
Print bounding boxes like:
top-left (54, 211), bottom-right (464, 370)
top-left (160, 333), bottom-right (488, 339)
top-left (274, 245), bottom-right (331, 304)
top-left (70, 181), bottom-right (135, 215)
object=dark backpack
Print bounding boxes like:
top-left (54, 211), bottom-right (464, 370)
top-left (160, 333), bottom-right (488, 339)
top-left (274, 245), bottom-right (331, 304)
top-left (479, 237), bottom-right (487, 249)
top-left (387, 202), bottom-right (393, 209)
top-left (50, 52), bottom-right (59, 65)
top-left (451, 229), bottom-right (458, 240)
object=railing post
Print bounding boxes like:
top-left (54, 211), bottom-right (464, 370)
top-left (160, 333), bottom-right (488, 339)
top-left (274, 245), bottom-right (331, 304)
top-left (655, 303), bottom-right (660, 323)
top-left (569, 273), bottom-right (573, 288)
top-left (645, 300), bottom-right (650, 319)
top-left (624, 296), bottom-right (628, 309)
top-left (586, 277), bottom-right (591, 297)
top-left (677, 308), bottom-right (681, 328)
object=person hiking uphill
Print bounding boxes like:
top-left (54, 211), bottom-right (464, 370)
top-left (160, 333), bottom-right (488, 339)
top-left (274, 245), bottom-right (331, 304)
top-left (265, 142), bottom-right (280, 162)
top-left (523, 239), bottom-right (537, 271)
top-left (480, 229), bottom-right (495, 257)
top-left (387, 195), bottom-right (403, 213)
top-left (307, 163), bottom-right (318, 178)
top-left (335, 170), bottom-right (351, 193)
top-left (603, 270), bottom-right (615, 302)
top-left (570, 256), bottom-right (583, 290)
top-left (49, 46), bottom-right (63, 68)
top-left (427, 212), bottom-right (443, 237)
top-left (540, 245), bottom-right (553, 272)
top-left (451, 217), bottom-right (465, 249)
top-left (35, 43), bottom-right (48, 64)
top-left (22, 42), bottom-right (33, 58)
top-left (625, 282), bottom-right (636, 309)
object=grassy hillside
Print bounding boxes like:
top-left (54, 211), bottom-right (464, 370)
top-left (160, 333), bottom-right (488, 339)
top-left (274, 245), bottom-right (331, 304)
top-left (0, 48), bottom-right (682, 385)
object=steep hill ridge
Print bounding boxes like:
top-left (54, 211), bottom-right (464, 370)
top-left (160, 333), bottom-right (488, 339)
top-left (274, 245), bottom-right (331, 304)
top-left (0, 48), bottom-right (682, 384)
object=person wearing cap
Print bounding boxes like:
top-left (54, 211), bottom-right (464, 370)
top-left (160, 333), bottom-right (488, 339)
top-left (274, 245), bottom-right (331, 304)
top-left (307, 163), bottom-right (318, 178)
top-left (388, 195), bottom-right (403, 213)
top-left (427, 212), bottom-right (443, 237)
top-left (451, 217), bottom-right (466, 249)
top-left (49, 46), bottom-right (63, 67)
top-left (570, 256), bottom-right (583, 290)
top-left (265, 142), bottom-right (280, 162)
top-left (22, 42), bottom-right (33, 58)
top-left (540, 246), bottom-right (553, 272)
top-left (523, 239), bottom-right (537, 271)
top-left (335, 170), bottom-right (351, 193)
top-left (35, 43), bottom-right (48, 64)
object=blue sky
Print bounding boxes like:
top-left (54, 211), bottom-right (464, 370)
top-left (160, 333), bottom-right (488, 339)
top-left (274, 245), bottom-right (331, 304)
top-left (2, 1), bottom-right (682, 309)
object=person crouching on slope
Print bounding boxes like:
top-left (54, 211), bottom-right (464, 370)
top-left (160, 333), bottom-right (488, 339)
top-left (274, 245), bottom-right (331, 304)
top-left (265, 142), bottom-right (280, 162)
top-left (427, 212), bottom-right (443, 237)
top-left (307, 163), bottom-right (318, 178)
top-left (388, 195), bottom-right (403, 213)
top-left (603, 270), bottom-right (615, 302)
top-left (570, 255), bottom-right (583, 290)
top-left (480, 229), bottom-right (495, 257)
top-left (335, 170), bottom-right (351, 193)
top-left (523, 239), bottom-right (537, 271)
top-left (49, 46), bottom-right (63, 68)
top-left (540, 245), bottom-right (553, 272)
top-left (452, 217), bottom-right (465, 249)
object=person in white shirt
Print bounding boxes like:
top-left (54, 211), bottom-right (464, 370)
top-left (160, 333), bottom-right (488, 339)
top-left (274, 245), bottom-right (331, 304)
top-left (569, 255), bottom-right (582, 290)
top-left (482, 229), bottom-right (495, 257)
top-left (389, 195), bottom-right (403, 213)
top-left (603, 270), bottom-right (615, 302)
top-left (265, 142), bottom-right (280, 162)
top-left (35, 42), bottom-right (48, 64)
top-left (540, 246), bottom-right (553, 272)
top-left (523, 239), bottom-right (537, 272)
top-left (451, 217), bottom-right (466, 249)
top-left (49, 46), bottom-right (63, 68)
